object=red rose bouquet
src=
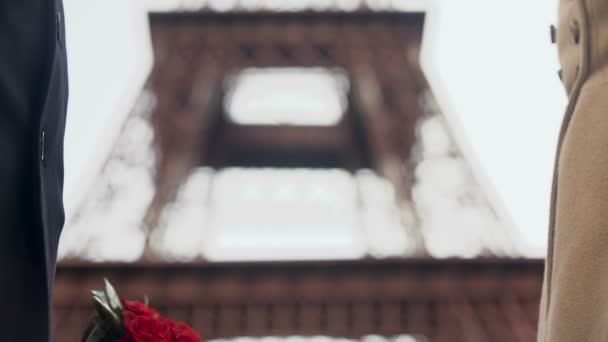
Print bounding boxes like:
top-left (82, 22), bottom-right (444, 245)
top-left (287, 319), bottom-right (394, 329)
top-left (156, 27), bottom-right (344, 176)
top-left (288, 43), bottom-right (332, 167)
top-left (82, 279), bottom-right (202, 342)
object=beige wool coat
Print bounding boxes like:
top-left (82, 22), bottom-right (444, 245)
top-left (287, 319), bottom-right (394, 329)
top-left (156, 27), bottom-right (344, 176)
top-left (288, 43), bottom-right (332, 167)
top-left (538, 0), bottom-right (608, 341)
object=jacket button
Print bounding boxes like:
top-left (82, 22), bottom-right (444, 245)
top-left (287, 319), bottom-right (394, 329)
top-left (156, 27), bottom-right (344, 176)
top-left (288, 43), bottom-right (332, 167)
top-left (550, 25), bottom-right (556, 44)
top-left (40, 130), bottom-right (46, 163)
top-left (56, 12), bottom-right (63, 46)
top-left (570, 19), bottom-right (580, 44)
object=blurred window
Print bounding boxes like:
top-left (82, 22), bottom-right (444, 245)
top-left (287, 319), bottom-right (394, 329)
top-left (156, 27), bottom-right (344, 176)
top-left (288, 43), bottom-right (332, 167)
top-left (225, 67), bottom-right (349, 126)
top-left (204, 167), bottom-right (367, 261)
top-left (150, 167), bottom-right (411, 262)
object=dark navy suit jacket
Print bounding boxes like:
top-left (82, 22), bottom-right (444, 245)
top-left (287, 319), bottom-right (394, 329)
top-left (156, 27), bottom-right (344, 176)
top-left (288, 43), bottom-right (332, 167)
top-left (0, 0), bottom-right (68, 341)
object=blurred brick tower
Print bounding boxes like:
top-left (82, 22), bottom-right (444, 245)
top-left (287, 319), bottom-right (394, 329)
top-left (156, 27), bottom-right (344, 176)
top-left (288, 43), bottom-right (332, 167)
top-left (53, 2), bottom-right (542, 342)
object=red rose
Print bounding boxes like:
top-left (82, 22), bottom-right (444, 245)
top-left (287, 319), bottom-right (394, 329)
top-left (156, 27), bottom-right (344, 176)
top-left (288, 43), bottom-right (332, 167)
top-left (171, 321), bottom-right (203, 342)
top-left (122, 300), bottom-right (161, 318)
top-left (116, 299), bottom-right (202, 342)
top-left (121, 299), bottom-right (162, 328)
top-left (122, 315), bottom-right (173, 342)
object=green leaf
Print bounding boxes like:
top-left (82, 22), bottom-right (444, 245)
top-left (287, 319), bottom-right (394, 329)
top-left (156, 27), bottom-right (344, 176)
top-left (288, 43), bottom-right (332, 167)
top-left (103, 278), bottom-right (123, 312)
top-left (85, 325), bottom-right (106, 342)
top-left (86, 280), bottom-right (126, 342)
top-left (93, 295), bottom-right (121, 329)
top-left (92, 290), bottom-right (108, 309)
top-left (91, 290), bottom-right (106, 301)
top-left (85, 322), bottom-right (122, 342)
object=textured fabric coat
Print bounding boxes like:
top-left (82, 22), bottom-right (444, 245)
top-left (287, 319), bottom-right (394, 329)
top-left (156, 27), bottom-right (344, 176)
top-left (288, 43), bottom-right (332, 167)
top-left (538, 0), bottom-right (608, 340)
top-left (0, 0), bottom-right (68, 341)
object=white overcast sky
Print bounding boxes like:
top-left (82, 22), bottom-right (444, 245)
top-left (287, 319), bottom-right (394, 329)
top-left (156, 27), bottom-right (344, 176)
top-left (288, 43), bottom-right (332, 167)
top-left (61, 0), bottom-right (564, 255)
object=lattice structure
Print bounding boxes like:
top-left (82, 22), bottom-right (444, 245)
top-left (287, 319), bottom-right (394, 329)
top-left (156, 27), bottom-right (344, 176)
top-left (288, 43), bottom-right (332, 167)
top-left (53, 7), bottom-right (540, 342)
top-left (53, 259), bottom-right (542, 342)
top-left (145, 10), bottom-right (427, 233)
